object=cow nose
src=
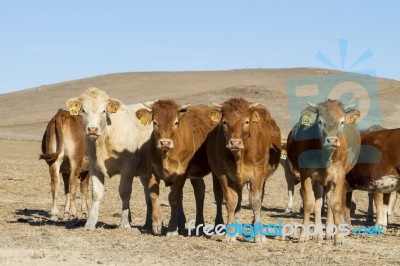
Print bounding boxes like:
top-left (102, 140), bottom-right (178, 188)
top-left (229, 138), bottom-right (243, 148)
top-left (326, 137), bottom-right (340, 147)
top-left (159, 139), bottom-right (173, 149)
top-left (87, 127), bottom-right (98, 135)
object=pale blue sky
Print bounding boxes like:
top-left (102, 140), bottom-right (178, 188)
top-left (0, 1), bottom-right (399, 94)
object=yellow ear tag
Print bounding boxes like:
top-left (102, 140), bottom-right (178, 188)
top-left (69, 104), bottom-right (79, 116)
top-left (108, 103), bottom-right (119, 113)
top-left (280, 149), bottom-right (287, 160)
top-left (350, 115), bottom-right (359, 124)
top-left (139, 117), bottom-right (147, 125)
top-left (211, 113), bottom-right (219, 122)
top-left (301, 112), bottom-right (311, 126)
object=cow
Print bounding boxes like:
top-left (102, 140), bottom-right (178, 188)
top-left (66, 88), bottom-right (153, 230)
top-left (344, 127), bottom-right (400, 228)
top-left (287, 99), bottom-right (361, 245)
top-left (206, 98), bottom-right (281, 243)
top-left (135, 100), bottom-right (222, 236)
top-left (40, 109), bottom-right (89, 221)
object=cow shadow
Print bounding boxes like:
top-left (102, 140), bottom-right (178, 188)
top-left (12, 209), bottom-right (147, 231)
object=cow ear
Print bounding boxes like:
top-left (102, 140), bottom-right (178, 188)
top-left (300, 106), bottom-right (317, 127)
top-left (136, 108), bottom-right (153, 125)
top-left (107, 99), bottom-right (121, 114)
top-left (345, 109), bottom-right (360, 124)
top-left (249, 104), bottom-right (268, 123)
top-left (209, 108), bottom-right (222, 123)
top-left (66, 97), bottom-right (82, 116)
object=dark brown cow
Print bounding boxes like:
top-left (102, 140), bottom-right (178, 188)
top-left (345, 127), bottom-right (400, 228)
top-left (136, 100), bottom-right (221, 236)
top-left (287, 99), bottom-right (361, 245)
top-left (40, 109), bottom-right (89, 220)
top-left (206, 98), bottom-right (281, 243)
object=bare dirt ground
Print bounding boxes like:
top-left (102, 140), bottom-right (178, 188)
top-left (1, 69), bottom-right (400, 265)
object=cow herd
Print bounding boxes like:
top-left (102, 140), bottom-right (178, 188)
top-left (39, 87), bottom-right (400, 244)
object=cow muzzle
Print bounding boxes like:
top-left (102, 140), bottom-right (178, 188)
top-left (87, 127), bottom-right (99, 136)
top-left (158, 139), bottom-right (174, 150)
top-left (325, 136), bottom-right (340, 148)
top-left (227, 138), bottom-right (244, 151)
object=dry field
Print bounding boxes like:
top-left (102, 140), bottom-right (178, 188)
top-left (1, 68), bottom-right (399, 265)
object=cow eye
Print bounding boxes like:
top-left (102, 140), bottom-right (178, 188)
top-left (103, 110), bottom-right (106, 113)
top-left (174, 121), bottom-right (179, 126)
top-left (223, 120), bottom-right (227, 125)
top-left (318, 120), bottom-right (322, 125)
top-left (245, 120), bottom-right (250, 124)
top-left (81, 109), bottom-right (86, 114)
top-left (153, 120), bottom-right (158, 126)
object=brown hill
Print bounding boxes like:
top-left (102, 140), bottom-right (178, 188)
top-left (1, 68), bottom-right (399, 140)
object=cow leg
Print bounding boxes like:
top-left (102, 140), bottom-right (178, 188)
top-left (313, 181), bottom-right (324, 242)
top-left (235, 185), bottom-right (243, 220)
top-left (118, 171), bottom-right (134, 229)
top-left (176, 188), bottom-right (186, 233)
top-left (49, 163), bottom-right (61, 221)
top-left (219, 175), bottom-right (239, 243)
top-left (166, 176), bottom-right (187, 236)
top-left (62, 173), bottom-right (71, 220)
top-left (148, 174), bottom-right (162, 235)
top-left (394, 190), bottom-right (400, 217)
top-left (382, 193), bottom-right (391, 228)
top-left (343, 190), bottom-right (353, 226)
top-left (67, 162), bottom-right (81, 220)
top-left (80, 171), bottom-right (90, 220)
top-left (190, 178), bottom-right (205, 227)
top-left (388, 191), bottom-right (396, 220)
top-left (84, 172), bottom-right (105, 230)
top-left (139, 175), bottom-right (153, 232)
top-left (250, 174), bottom-right (267, 244)
top-left (299, 175), bottom-right (314, 243)
top-left (374, 192), bottom-right (384, 227)
top-left (327, 173), bottom-right (346, 245)
top-left (212, 173), bottom-right (224, 226)
top-left (284, 163), bottom-right (295, 214)
top-left (367, 192), bottom-right (374, 223)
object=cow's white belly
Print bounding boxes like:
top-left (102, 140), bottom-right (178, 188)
top-left (370, 175), bottom-right (400, 193)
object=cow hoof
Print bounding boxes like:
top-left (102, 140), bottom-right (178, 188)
top-left (81, 212), bottom-right (88, 220)
top-left (119, 221), bottom-right (131, 229)
top-left (50, 215), bottom-right (59, 221)
top-left (63, 212), bottom-right (71, 220)
top-left (298, 234), bottom-right (309, 243)
top-left (166, 230), bottom-right (179, 237)
top-left (84, 220), bottom-right (96, 230)
top-left (254, 235), bottom-right (267, 244)
top-left (152, 225), bottom-right (162, 235)
top-left (284, 208), bottom-right (293, 214)
top-left (223, 235), bottom-right (237, 244)
top-left (334, 236), bottom-right (345, 245)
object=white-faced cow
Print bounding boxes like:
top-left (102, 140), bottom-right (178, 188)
top-left (206, 98), bottom-right (281, 243)
top-left (40, 109), bottom-right (89, 221)
top-left (287, 99), bottom-right (361, 245)
top-left (66, 88), bottom-right (153, 230)
top-left (136, 100), bottom-right (222, 236)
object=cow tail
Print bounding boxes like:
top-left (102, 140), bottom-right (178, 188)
top-left (39, 110), bottom-right (64, 163)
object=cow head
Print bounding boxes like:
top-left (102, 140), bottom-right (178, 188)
top-left (301, 99), bottom-right (360, 149)
top-left (213, 98), bottom-right (266, 153)
top-left (136, 100), bottom-right (190, 151)
top-left (66, 88), bottom-right (122, 138)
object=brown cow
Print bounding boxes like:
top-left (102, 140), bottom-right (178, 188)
top-left (40, 109), bottom-right (89, 221)
top-left (136, 100), bottom-right (222, 236)
top-left (206, 98), bottom-right (281, 243)
top-left (345, 128), bottom-right (400, 228)
top-left (287, 99), bottom-right (361, 245)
